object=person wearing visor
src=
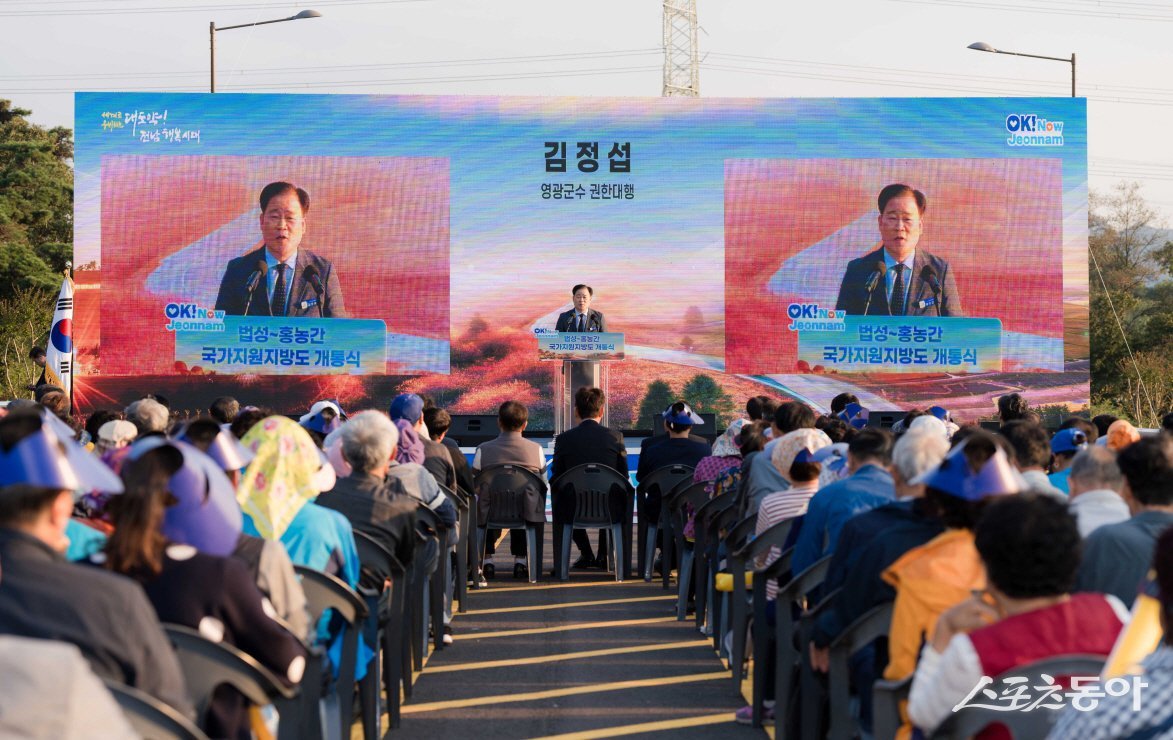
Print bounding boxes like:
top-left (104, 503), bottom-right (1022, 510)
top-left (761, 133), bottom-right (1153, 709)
top-left (97, 436), bottom-right (307, 740)
top-left (882, 432), bottom-right (1025, 740)
top-left (1048, 427), bottom-right (1088, 495)
top-left (299, 399), bottom-right (347, 450)
top-left (0, 409), bottom-right (192, 718)
top-left (178, 418), bottom-right (310, 641)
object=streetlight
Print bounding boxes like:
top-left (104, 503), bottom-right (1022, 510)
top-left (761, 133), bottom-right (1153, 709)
top-left (967, 41), bottom-right (1076, 97)
top-left (210, 10), bottom-right (321, 93)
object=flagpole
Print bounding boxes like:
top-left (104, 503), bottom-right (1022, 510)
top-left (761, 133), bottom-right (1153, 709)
top-left (65, 261), bottom-right (74, 415)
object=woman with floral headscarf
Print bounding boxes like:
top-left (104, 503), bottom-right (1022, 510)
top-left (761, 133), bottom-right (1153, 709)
top-left (238, 416), bottom-right (360, 588)
top-left (680, 418), bottom-right (750, 540)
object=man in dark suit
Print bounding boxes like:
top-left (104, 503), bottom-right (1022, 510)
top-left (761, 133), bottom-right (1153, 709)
top-left (550, 386), bottom-right (627, 572)
top-left (214, 181), bottom-right (347, 318)
top-left (835, 183), bottom-right (963, 317)
top-left (554, 284), bottom-right (606, 332)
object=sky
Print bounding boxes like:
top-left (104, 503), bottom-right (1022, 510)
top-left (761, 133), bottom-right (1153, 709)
top-left (3, 0), bottom-right (1173, 219)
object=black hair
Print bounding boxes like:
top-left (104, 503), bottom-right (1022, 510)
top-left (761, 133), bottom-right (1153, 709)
top-left (774, 401), bottom-right (816, 435)
top-left (230, 407), bottom-right (269, 440)
top-left (498, 401), bottom-right (528, 432)
top-left (28, 346), bottom-right (45, 360)
top-left (924, 430), bottom-right (1000, 530)
top-left (571, 284), bottom-right (593, 297)
top-left (1092, 414), bottom-right (1119, 438)
top-left (84, 409), bottom-right (120, 441)
top-left (208, 396), bottom-right (239, 425)
top-left (849, 428), bottom-right (894, 465)
top-left (789, 460), bottom-right (821, 483)
top-left (829, 392), bottom-right (859, 416)
top-left (976, 493), bottom-right (1081, 599)
top-left (1161, 412), bottom-right (1173, 436)
top-left (1000, 420), bottom-right (1052, 470)
top-left (423, 407), bottom-right (451, 438)
top-left (738, 420), bottom-right (770, 455)
top-left (574, 387), bottom-right (605, 420)
top-left (997, 393), bottom-right (1030, 423)
top-left (877, 184), bottom-right (927, 215)
top-left (1059, 416), bottom-right (1098, 444)
top-left (1117, 435), bottom-right (1173, 507)
top-left (180, 418), bottom-right (222, 452)
top-left (259, 181), bottom-right (310, 213)
top-left (819, 417), bottom-right (851, 444)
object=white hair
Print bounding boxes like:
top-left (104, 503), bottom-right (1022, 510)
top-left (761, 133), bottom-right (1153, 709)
top-left (337, 410), bottom-right (399, 473)
top-left (892, 429), bottom-right (950, 483)
top-left (124, 398), bottom-right (169, 434)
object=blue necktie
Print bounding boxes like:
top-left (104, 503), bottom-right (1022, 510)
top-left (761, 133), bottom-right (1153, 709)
top-left (271, 264), bottom-right (288, 316)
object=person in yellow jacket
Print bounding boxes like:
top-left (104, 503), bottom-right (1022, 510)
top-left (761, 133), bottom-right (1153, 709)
top-left (881, 431), bottom-right (1025, 739)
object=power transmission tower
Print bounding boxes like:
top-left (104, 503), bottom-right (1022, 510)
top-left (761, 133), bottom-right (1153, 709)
top-left (662, 0), bottom-right (699, 97)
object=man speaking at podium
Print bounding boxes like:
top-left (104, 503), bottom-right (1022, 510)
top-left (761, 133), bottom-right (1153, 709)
top-left (834, 184), bottom-right (963, 317)
top-left (555, 284), bottom-right (606, 332)
top-left (215, 181), bottom-right (347, 317)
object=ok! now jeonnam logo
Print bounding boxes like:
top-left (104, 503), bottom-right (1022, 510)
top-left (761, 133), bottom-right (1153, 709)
top-left (1005, 113), bottom-right (1064, 147)
top-left (787, 303), bottom-right (846, 332)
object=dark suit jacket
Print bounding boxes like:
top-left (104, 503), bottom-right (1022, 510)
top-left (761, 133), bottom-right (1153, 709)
top-left (214, 246), bottom-right (348, 318)
top-left (834, 247), bottom-right (962, 317)
top-left (421, 438), bottom-right (457, 493)
top-left (635, 436), bottom-right (711, 483)
top-left (441, 436), bottom-right (475, 497)
top-left (555, 308), bottom-right (606, 332)
top-left (550, 419), bottom-right (628, 523)
top-left (315, 472), bottom-right (418, 588)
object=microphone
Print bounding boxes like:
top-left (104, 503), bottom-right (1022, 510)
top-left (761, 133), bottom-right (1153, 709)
top-left (242, 260), bottom-right (268, 316)
top-left (862, 261), bottom-right (887, 315)
top-left (917, 265), bottom-right (943, 314)
top-left (302, 264), bottom-right (325, 317)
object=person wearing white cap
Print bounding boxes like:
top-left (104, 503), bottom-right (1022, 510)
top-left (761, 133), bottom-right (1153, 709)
top-left (95, 419), bottom-right (137, 454)
top-left (0, 410), bottom-right (192, 717)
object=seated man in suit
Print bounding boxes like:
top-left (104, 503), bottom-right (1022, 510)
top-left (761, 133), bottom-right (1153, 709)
top-left (551, 386), bottom-right (627, 572)
top-left (835, 183), bottom-right (962, 317)
top-left (555, 284), bottom-right (606, 332)
top-left (473, 401), bottom-right (548, 579)
top-left (215, 181), bottom-right (347, 317)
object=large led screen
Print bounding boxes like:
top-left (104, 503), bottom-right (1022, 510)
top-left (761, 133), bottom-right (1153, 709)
top-left (74, 95), bottom-right (1088, 426)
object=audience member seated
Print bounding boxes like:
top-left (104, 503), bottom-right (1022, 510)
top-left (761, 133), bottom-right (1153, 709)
top-left (738, 401), bottom-right (817, 517)
top-left (829, 392), bottom-right (859, 417)
top-left (550, 386), bottom-right (628, 571)
top-left (809, 428), bottom-right (949, 678)
top-left (882, 432), bottom-right (1024, 739)
top-left (316, 410), bottom-right (418, 591)
top-left (1076, 434), bottom-right (1173, 607)
top-left (1106, 418), bottom-right (1142, 451)
top-left (1067, 446), bottom-right (1130, 538)
top-left (125, 397), bottom-right (170, 437)
top-left (209, 395), bottom-right (239, 426)
top-left (0, 636), bottom-right (137, 739)
top-left (299, 399), bottom-right (347, 449)
top-left (1092, 413), bottom-right (1119, 441)
top-left (907, 494), bottom-right (1127, 736)
top-left (792, 428), bottom-right (895, 574)
top-left (1048, 427), bottom-right (1089, 494)
top-left (392, 394), bottom-right (457, 493)
top-left (473, 400), bottom-right (548, 580)
top-left (102, 442), bottom-right (307, 740)
top-left (1000, 420), bottom-right (1065, 497)
top-left (239, 416), bottom-right (361, 587)
top-left (755, 428), bottom-right (833, 598)
top-left (745, 394), bottom-right (779, 424)
top-left (0, 411), bottom-right (191, 716)
top-left (638, 402), bottom-right (713, 485)
top-left (1049, 525), bottom-right (1173, 738)
top-left (425, 406), bottom-right (475, 500)
top-left (229, 406), bottom-right (268, 440)
top-left (996, 392), bottom-right (1030, 425)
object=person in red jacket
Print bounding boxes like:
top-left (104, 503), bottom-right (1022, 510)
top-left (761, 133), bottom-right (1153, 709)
top-left (908, 493), bottom-right (1127, 737)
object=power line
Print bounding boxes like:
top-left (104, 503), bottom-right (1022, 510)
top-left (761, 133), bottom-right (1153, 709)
top-left (0, 0), bottom-right (429, 16)
top-left (889, 0), bottom-right (1173, 22)
top-left (0, 48), bottom-right (663, 81)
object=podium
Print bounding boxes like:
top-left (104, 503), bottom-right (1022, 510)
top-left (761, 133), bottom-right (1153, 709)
top-left (537, 332), bottom-right (625, 434)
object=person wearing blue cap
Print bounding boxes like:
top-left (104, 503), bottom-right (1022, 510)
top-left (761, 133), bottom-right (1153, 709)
top-left (0, 411), bottom-right (192, 718)
top-left (1048, 427), bottom-right (1088, 495)
top-left (636, 402), bottom-right (711, 484)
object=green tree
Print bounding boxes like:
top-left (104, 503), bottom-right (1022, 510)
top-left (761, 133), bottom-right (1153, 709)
top-left (0, 286), bottom-right (52, 399)
top-left (635, 379), bottom-right (675, 431)
top-left (0, 100), bottom-right (73, 300)
top-left (682, 373), bottom-right (736, 427)
top-left (1088, 182), bottom-right (1173, 426)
